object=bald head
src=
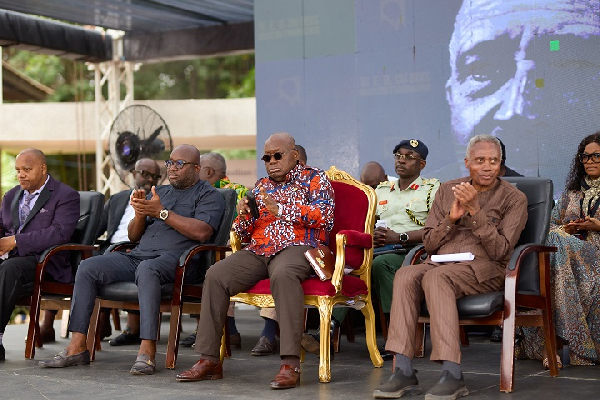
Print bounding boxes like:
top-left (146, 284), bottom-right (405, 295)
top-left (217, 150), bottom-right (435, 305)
top-left (172, 144), bottom-right (201, 164)
top-left (295, 145), bottom-right (307, 165)
top-left (266, 132), bottom-right (296, 150)
top-left (18, 148), bottom-right (46, 165)
top-left (263, 132), bottom-right (299, 182)
top-left (360, 161), bottom-right (386, 189)
top-left (15, 148), bottom-right (48, 193)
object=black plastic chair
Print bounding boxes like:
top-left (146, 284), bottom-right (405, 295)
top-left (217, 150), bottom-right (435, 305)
top-left (408, 177), bottom-right (558, 393)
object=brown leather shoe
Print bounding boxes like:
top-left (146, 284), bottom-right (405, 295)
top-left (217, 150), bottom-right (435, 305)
top-left (176, 358), bottom-right (223, 382)
top-left (270, 364), bottom-right (300, 389)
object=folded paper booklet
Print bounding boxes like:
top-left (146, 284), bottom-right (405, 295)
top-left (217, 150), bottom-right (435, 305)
top-left (431, 252), bottom-right (475, 262)
top-left (304, 245), bottom-right (335, 281)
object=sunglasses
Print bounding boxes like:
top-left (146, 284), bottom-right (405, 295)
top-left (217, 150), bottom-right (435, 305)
top-left (579, 153), bottom-right (600, 164)
top-left (165, 159), bottom-right (198, 170)
top-left (133, 170), bottom-right (162, 181)
top-left (261, 149), bottom-right (295, 163)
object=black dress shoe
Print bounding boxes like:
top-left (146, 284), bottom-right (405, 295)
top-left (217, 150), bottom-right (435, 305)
top-left (109, 330), bottom-right (141, 346)
top-left (251, 336), bottom-right (278, 356)
top-left (0, 344), bottom-right (5, 361)
top-left (180, 331), bottom-right (197, 347)
top-left (378, 345), bottom-right (394, 361)
top-left (490, 326), bottom-right (503, 343)
top-left (39, 349), bottom-right (90, 368)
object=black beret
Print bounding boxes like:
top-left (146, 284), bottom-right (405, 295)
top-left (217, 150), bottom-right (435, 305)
top-left (393, 139), bottom-right (429, 160)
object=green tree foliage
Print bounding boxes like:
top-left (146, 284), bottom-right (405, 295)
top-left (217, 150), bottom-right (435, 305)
top-left (3, 48), bottom-right (255, 102)
top-left (135, 54), bottom-right (255, 100)
top-left (1, 151), bottom-right (18, 197)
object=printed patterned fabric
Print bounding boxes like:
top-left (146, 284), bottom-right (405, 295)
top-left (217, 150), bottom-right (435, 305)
top-left (517, 190), bottom-right (600, 365)
top-left (215, 176), bottom-right (248, 201)
top-left (233, 163), bottom-right (335, 257)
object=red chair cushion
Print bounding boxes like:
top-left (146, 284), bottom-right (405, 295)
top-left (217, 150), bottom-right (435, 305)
top-left (244, 275), bottom-right (368, 297)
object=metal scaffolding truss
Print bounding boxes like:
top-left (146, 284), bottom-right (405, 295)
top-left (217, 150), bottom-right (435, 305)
top-left (93, 34), bottom-right (134, 196)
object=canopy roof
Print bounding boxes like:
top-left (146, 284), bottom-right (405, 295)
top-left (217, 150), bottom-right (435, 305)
top-left (0, 1), bottom-right (255, 62)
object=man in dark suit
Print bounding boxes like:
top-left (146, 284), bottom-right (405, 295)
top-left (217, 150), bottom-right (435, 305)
top-left (0, 148), bottom-right (80, 361)
top-left (96, 158), bottom-right (161, 345)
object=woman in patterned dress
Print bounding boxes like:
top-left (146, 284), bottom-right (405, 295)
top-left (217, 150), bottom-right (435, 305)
top-left (518, 133), bottom-right (600, 367)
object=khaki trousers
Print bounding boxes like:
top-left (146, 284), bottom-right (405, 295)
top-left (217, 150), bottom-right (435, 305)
top-left (385, 262), bottom-right (503, 364)
top-left (195, 246), bottom-right (312, 358)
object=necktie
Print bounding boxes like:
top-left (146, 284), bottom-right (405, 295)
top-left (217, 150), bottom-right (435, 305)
top-left (19, 192), bottom-right (36, 229)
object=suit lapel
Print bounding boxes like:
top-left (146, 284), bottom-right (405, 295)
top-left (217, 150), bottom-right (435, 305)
top-left (21, 176), bottom-right (53, 230)
top-left (11, 187), bottom-right (23, 232)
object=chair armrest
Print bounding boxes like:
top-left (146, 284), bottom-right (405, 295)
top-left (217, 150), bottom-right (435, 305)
top-left (337, 229), bottom-right (372, 248)
top-left (107, 241), bottom-right (138, 253)
top-left (330, 232), bottom-right (348, 292)
top-left (230, 231), bottom-right (242, 253)
top-left (37, 243), bottom-right (99, 263)
top-left (178, 243), bottom-right (232, 268)
top-left (506, 243), bottom-right (557, 273)
top-left (403, 245), bottom-right (426, 266)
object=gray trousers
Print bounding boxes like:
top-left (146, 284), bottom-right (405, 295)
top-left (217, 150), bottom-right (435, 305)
top-left (68, 251), bottom-right (178, 340)
top-left (0, 255), bottom-right (38, 332)
top-left (195, 246), bottom-right (313, 358)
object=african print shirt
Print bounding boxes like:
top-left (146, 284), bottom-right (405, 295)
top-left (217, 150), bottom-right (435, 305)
top-left (233, 163), bottom-right (335, 257)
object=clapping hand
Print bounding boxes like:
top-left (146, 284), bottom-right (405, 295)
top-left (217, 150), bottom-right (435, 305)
top-left (130, 186), bottom-right (163, 219)
top-left (450, 182), bottom-right (480, 223)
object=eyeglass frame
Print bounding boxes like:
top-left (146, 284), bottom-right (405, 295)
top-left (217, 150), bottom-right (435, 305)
top-left (261, 149), bottom-right (295, 163)
top-left (132, 170), bottom-right (162, 181)
top-left (165, 159), bottom-right (198, 170)
top-left (578, 152), bottom-right (600, 164)
top-left (393, 153), bottom-right (423, 162)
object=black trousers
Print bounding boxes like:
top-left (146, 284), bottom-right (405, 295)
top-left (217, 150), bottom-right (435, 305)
top-left (0, 255), bottom-right (38, 332)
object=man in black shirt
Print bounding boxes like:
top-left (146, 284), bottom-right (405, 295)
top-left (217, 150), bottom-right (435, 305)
top-left (40, 145), bottom-right (225, 375)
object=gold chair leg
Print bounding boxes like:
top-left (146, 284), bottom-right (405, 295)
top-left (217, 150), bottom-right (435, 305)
top-left (361, 300), bottom-right (384, 368)
top-left (317, 297), bottom-right (333, 383)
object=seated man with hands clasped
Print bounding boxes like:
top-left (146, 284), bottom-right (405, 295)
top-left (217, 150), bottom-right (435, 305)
top-left (374, 134), bottom-right (527, 399)
top-left (177, 132), bottom-right (334, 390)
top-left (0, 149), bottom-right (80, 361)
top-left (39, 144), bottom-right (225, 375)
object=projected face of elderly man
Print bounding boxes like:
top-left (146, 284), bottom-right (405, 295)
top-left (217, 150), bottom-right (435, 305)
top-left (446, 0), bottom-right (600, 145)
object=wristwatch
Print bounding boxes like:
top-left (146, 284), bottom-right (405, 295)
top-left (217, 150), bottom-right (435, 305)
top-left (399, 232), bottom-right (409, 243)
top-left (276, 203), bottom-right (283, 218)
top-left (159, 209), bottom-right (169, 221)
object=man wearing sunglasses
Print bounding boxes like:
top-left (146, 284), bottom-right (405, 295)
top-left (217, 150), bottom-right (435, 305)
top-left (88, 158), bottom-right (161, 347)
top-left (178, 132), bottom-right (335, 390)
top-left (40, 145), bottom-right (226, 375)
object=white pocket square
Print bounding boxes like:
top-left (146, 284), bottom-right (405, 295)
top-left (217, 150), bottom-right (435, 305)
top-left (39, 208), bottom-right (48, 213)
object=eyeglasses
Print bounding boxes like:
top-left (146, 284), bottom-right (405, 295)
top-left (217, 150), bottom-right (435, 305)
top-left (133, 170), bottom-right (162, 181)
top-left (165, 159), bottom-right (198, 170)
top-left (261, 149), bottom-right (294, 163)
top-left (579, 153), bottom-right (600, 163)
top-left (394, 153), bottom-right (422, 161)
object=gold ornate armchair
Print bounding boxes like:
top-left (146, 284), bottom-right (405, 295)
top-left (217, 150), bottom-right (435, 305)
top-left (228, 166), bottom-right (383, 383)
